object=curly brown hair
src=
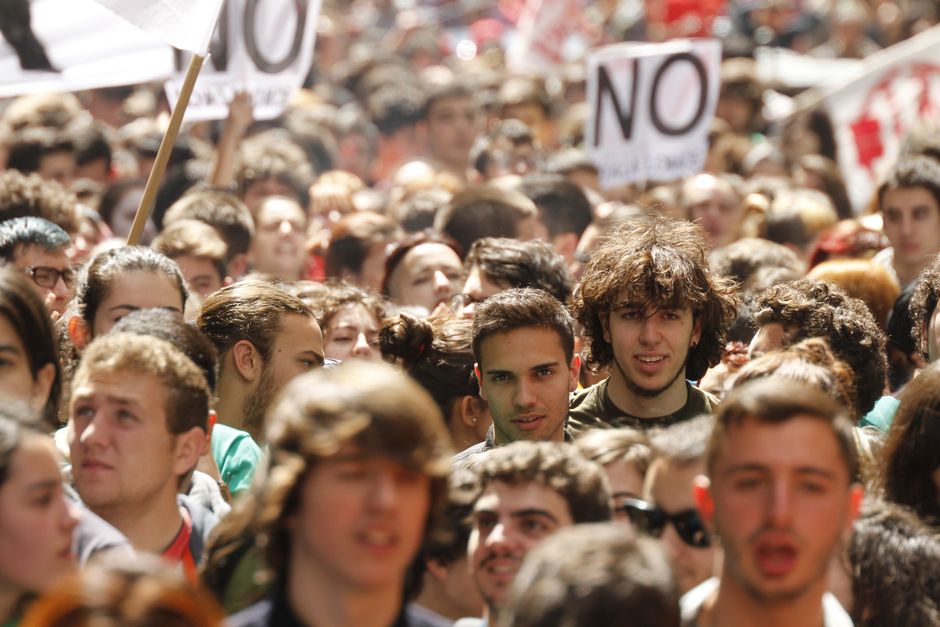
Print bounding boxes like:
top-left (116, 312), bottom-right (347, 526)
top-left (909, 254), bottom-right (940, 359)
top-left (0, 169), bottom-right (81, 234)
top-left (571, 215), bottom-right (739, 380)
top-left (753, 278), bottom-right (888, 416)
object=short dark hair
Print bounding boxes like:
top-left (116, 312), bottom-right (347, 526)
top-left (0, 216), bottom-right (69, 261)
top-left (707, 377), bottom-right (859, 481)
top-left (572, 215), bottom-right (739, 379)
top-left (502, 526), bottom-right (679, 627)
top-left (518, 173), bottom-right (593, 240)
top-left (753, 278), bottom-right (888, 416)
top-left (196, 280), bottom-right (314, 363)
top-left (434, 186), bottom-right (536, 260)
top-left (472, 287), bottom-right (574, 365)
top-left (465, 237), bottom-right (574, 304)
top-left (877, 156), bottom-right (940, 211)
top-left (6, 126), bottom-right (73, 174)
top-left (368, 83), bottom-right (426, 136)
top-left (421, 81), bottom-right (474, 121)
top-left (472, 441), bottom-right (612, 524)
top-left (325, 212), bottom-right (400, 278)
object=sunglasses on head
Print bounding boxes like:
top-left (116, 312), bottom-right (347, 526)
top-left (616, 498), bottom-right (712, 548)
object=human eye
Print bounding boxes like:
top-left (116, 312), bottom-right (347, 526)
top-left (335, 462), bottom-right (368, 481)
top-left (474, 513), bottom-right (496, 532)
top-left (732, 474), bottom-right (764, 491)
top-left (488, 373), bottom-right (511, 384)
top-left (618, 309), bottom-right (641, 320)
top-left (798, 479), bottom-right (829, 494)
top-left (885, 209), bottom-right (901, 223)
top-left (331, 333), bottom-right (354, 344)
top-left (661, 310), bottom-right (681, 321)
top-left (116, 408), bottom-right (138, 424)
top-left (411, 273), bottom-right (432, 286)
top-left (72, 403), bottom-right (95, 423)
top-left (520, 516), bottom-right (551, 536)
top-left (299, 359), bottom-right (317, 370)
top-left (31, 487), bottom-right (56, 508)
top-left (534, 366), bottom-right (555, 379)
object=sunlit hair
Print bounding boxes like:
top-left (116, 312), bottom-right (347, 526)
top-left (881, 360), bottom-right (940, 525)
top-left (471, 441), bottom-right (612, 524)
top-left (575, 428), bottom-right (650, 475)
top-left (21, 558), bottom-right (225, 627)
top-left (909, 253), bottom-right (940, 358)
top-left (472, 288), bottom-right (575, 365)
top-left (807, 260), bottom-right (900, 330)
top-left (202, 362), bottom-right (452, 587)
top-left (572, 215), bottom-right (739, 379)
top-left (707, 377), bottom-right (859, 481)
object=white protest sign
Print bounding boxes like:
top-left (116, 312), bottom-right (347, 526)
top-left (820, 24), bottom-right (940, 212)
top-left (507, 0), bottom-right (584, 76)
top-left (165, 0), bottom-right (321, 122)
top-left (586, 39), bottom-right (721, 189)
top-left (0, 0), bottom-right (174, 98)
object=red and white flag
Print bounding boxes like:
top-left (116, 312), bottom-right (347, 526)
top-left (91, 0), bottom-right (223, 55)
top-left (821, 24), bottom-right (940, 212)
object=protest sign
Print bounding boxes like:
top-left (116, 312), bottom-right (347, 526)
top-left (818, 24), bottom-right (940, 212)
top-left (586, 39), bottom-right (720, 189)
top-left (0, 0), bottom-right (173, 98)
top-left (92, 0), bottom-right (223, 56)
top-left (165, 0), bottom-right (321, 122)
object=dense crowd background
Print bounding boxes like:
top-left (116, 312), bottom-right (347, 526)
top-left (1, 0), bottom-right (940, 626)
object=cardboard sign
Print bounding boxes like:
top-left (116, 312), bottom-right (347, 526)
top-left (586, 39), bottom-right (720, 188)
top-left (165, 0), bottom-right (321, 121)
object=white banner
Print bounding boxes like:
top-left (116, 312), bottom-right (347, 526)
top-left (586, 39), bottom-right (721, 188)
top-left (165, 0), bottom-right (321, 122)
top-left (822, 24), bottom-right (940, 212)
top-left (0, 0), bottom-right (174, 98)
top-left (92, 0), bottom-right (223, 56)
top-left (507, 0), bottom-right (583, 76)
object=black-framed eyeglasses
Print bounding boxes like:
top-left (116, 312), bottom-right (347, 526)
top-left (23, 266), bottom-right (76, 290)
top-left (616, 498), bottom-right (711, 548)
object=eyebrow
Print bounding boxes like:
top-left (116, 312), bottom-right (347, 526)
top-left (108, 304), bottom-right (183, 315)
top-left (300, 349), bottom-right (325, 366)
top-left (0, 344), bottom-right (23, 355)
top-left (27, 478), bottom-right (62, 493)
top-left (723, 463), bottom-right (838, 480)
top-left (73, 391), bottom-right (145, 409)
top-left (510, 508), bottom-right (561, 523)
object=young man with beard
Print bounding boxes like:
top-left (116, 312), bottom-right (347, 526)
top-left (455, 441), bottom-right (612, 627)
top-left (569, 216), bottom-right (738, 434)
top-left (454, 288), bottom-right (580, 463)
top-left (686, 377), bottom-right (861, 626)
top-left (196, 280), bottom-right (324, 445)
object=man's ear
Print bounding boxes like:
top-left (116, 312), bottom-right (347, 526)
top-left (691, 316), bottom-right (703, 348)
top-left (692, 475), bottom-right (715, 526)
top-left (474, 363), bottom-right (486, 401)
top-left (424, 557), bottom-right (449, 582)
top-left (600, 314), bottom-right (611, 344)
top-left (846, 483), bottom-right (864, 530)
top-left (231, 340), bottom-right (262, 382)
top-left (568, 354), bottom-right (582, 392)
top-left (68, 315), bottom-right (90, 350)
top-left (173, 427), bottom-right (208, 477)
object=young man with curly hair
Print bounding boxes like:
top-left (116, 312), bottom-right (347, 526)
top-left (569, 215), bottom-right (739, 434)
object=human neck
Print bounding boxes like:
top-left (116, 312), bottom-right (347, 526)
top-left (214, 372), bottom-right (252, 439)
top-left (894, 257), bottom-right (924, 286)
top-left (414, 579), bottom-right (467, 621)
top-left (605, 369), bottom-right (689, 419)
top-left (286, 559), bottom-right (402, 627)
top-left (702, 576), bottom-right (827, 627)
top-left (94, 491), bottom-right (183, 555)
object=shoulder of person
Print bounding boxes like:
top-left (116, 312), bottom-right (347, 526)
top-left (227, 598), bottom-right (273, 627)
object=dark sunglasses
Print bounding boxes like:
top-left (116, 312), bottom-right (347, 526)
top-left (617, 498), bottom-right (711, 548)
top-left (23, 265), bottom-right (76, 290)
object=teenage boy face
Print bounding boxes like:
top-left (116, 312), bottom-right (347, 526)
top-left (696, 415), bottom-right (861, 603)
top-left (602, 298), bottom-right (701, 400)
top-left (288, 444), bottom-right (430, 590)
top-left (475, 327), bottom-right (579, 445)
top-left (468, 479), bottom-right (573, 610)
top-left (881, 186), bottom-right (940, 273)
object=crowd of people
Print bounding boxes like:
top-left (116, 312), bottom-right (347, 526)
top-left (0, 0), bottom-right (939, 625)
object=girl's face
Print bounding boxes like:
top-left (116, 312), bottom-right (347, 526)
top-left (0, 434), bottom-right (78, 600)
top-left (91, 270), bottom-right (185, 338)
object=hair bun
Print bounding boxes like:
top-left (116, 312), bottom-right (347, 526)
top-left (379, 312), bottom-right (434, 365)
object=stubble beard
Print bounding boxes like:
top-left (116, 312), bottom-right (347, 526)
top-left (614, 354), bottom-right (689, 399)
top-left (242, 366), bottom-right (274, 440)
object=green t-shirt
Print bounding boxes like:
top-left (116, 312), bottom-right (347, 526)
top-left (568, 379), bottom-right (718, 436)
top-left (211, 423), bottom-right (263, 496)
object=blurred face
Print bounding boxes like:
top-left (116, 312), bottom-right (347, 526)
top-left (242, 176), bottom-right (297, 214)
top-left (13, 244), bottom-right (74, 316)
top-left (109, 185), bottom-right (155, 244)
top-left (288, 445), bottom-right (430, 591)
top-left (70, 371), bottom-right (189, 518)
top-left (386, 243), bottom-right (463, 313)
top-left (0, 434), bottom-right (77, 597)
top-left (683, 175), bottom-right (743, 249)
top-left (881, 186), bottom-right (940, 277)
top-left (37, 150), bottom-right (76, 188)
top-left (0, 313), bottom-right (53, 415)
top-left (468, 480), bottom-right (573, 611)
top-left (501, 103), bottom-right (553, 149)
top-left (646, 458), bottom-right (719, 595)
top-left (251, 197), bottom-right (308, 282)
top-left (476, 327), bottom-right (579, 445)
top-left (243, 314), bottom-right (324, 436)
top-left (602, 300), bottom-right (701, 402)
top-left (323, 303), bottom-right (380, 363)
top-left (700, 415), bottom-right (861, 604)
top-left (426, 96), bottom-right (480, 170)
top-left (91, 271), bottom-right (184, 337)
top-left (173, 254), bottom-right (223, 298)
top-left (458, 264), bottom-right (506, 319)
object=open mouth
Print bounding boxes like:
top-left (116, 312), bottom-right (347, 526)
top-left (513, 414), bottom-right (545, 431)
top-left (755, 541), bottom-right (798, 578)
